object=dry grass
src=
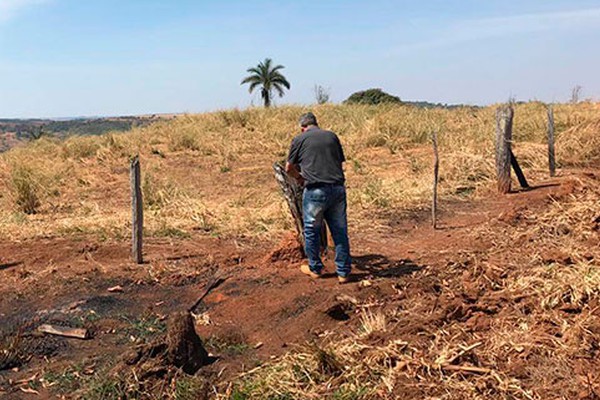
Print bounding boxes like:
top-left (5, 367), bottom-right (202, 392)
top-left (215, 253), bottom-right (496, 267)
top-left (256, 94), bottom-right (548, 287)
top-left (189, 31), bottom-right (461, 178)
top-left (0, 333), bottom-right (25, 371)
top-left (0, 102), bottom-right (598, 241)
top-left (222, 334), bottom-right (406, 399)
top-left (557, 118), bottom-right (600, 167)
top-left (220, 173), bottom-right (600, 399)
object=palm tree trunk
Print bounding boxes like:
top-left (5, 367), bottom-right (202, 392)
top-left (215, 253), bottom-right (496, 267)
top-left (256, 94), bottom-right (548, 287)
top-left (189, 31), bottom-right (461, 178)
top-left (262, 88), bottom-right (271, 108)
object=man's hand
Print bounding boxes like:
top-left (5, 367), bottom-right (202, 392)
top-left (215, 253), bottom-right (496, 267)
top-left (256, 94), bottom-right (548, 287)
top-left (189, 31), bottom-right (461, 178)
top-left (285, 162), bottom-right (305, 186)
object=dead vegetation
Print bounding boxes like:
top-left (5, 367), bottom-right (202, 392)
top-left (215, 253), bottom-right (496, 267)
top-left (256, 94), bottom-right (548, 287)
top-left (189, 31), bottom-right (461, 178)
top-left (0, 102), bottom-right (598, 241)
top-left (557, 118), bottom-right (600, 167)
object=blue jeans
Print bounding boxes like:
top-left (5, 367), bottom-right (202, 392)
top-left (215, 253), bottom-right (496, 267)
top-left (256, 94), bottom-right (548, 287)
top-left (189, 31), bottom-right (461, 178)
top-left (303, 184), bottom-right (351, 277)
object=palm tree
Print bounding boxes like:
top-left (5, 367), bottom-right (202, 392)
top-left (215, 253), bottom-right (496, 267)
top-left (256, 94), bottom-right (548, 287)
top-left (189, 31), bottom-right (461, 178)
top-left (241, 58), bottom-right (291, 107)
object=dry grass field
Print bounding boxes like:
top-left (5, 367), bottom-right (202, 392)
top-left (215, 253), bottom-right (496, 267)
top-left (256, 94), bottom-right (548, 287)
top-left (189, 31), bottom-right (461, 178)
top-left (0, 102), bottom-right (599, 399)
top-left (1, 102), bottom-right (598, 241)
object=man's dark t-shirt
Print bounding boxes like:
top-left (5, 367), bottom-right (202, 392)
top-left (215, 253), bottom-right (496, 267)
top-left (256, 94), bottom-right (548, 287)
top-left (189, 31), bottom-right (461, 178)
top-left (287, 127), bottom-right (346, 186)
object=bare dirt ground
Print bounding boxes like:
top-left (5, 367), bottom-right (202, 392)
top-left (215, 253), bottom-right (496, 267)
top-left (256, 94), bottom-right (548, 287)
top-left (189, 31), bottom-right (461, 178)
top-left (0, 168), bottom-right (598, 398)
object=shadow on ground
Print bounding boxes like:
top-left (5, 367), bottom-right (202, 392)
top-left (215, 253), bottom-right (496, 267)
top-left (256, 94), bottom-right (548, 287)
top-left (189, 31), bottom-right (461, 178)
top-left (511, 183), bottom-right (560, 194)
top-left (353, 254), bottom-right (424, 278)
top-left (0, 261), bottom-right (22, 271)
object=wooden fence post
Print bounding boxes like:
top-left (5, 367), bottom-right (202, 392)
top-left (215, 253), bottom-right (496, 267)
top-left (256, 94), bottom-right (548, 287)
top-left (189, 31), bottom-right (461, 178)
top-left (495, 105), bottom-right (513, 194)
top-left (273, 162), bottom-right (327, 255)
top-left (547, 104), bottom-right (556, 177)
top-left (130, 156), bottom-right (143, 264)
top-left (273, 162), bottom-right (304, 249)
top-left (431, 131), bottom-right (439, 229)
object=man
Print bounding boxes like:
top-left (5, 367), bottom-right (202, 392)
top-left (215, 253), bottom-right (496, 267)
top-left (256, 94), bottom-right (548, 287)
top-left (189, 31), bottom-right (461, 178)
top-left (286, 112), bottom-right (351, 283)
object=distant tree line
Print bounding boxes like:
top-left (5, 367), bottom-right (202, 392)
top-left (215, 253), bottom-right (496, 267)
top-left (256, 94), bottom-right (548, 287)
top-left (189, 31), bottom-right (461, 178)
top-left (343, 88), bottom-right (478, 109)
top-left (0, 116), bottom-right (153, 141)
top-left (344, 88), bottom-right (401, 105)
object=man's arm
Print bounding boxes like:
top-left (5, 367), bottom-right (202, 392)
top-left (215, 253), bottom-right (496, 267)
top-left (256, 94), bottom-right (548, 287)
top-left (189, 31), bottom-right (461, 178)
top-left (285, 162), bottom-right (305, 185)
top-left (286, 136), bottom-right (305, 185)
top-left (335, 134), bottom-right (346, 163)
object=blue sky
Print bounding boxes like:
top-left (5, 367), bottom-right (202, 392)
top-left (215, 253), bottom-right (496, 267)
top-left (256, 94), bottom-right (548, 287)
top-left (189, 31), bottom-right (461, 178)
top-left (0, 0), bottom-right (599, 118)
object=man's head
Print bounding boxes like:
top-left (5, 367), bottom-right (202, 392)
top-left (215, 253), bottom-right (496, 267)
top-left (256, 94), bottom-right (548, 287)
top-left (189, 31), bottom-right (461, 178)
top-left (299, 112), bottom-right (318, 131)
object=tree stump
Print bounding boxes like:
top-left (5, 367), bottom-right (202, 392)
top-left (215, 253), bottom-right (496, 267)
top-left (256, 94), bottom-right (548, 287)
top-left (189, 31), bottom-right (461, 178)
top-left (165, 311), bottom-right (210, 374)
top-left (118, 312), bottom-right (209, 377)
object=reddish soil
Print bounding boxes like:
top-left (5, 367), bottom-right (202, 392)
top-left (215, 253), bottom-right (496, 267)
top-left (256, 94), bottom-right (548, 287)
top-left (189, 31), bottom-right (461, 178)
top-left (264, 231), bottom-right (304, 264)
top-left (0, 169), bottom-right (598, 398)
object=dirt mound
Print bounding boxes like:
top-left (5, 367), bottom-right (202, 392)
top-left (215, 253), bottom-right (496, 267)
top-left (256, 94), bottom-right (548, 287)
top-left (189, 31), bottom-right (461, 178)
top-left (265, 232), bottom-right (304, 263)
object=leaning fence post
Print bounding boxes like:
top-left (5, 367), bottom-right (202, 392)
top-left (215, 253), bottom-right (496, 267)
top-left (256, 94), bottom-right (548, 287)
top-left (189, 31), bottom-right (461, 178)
top-left (547, 104), bottom-right (556, 177)
top-left (510, 149), bottom-right (529, 189)
top-left (431, 131), bottom-right (439, 229)
top-left (130, 155), bottom-right (143, 264)
top-left (495, 105), bottom-right (513, 194)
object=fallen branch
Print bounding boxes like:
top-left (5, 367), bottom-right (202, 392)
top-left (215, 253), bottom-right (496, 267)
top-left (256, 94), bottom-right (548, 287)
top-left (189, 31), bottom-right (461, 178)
top-left (188, 273), bottom-right (226, 313)
top-left (441, 341), bottom-right (483, 365)
top-left (37, 324), bottom-right (89, 340)
top-left (19, 387), bottom-right (40, 395)
top-left (441, 365), bottom-right (491, 374)
top-left (432, 342), bottom-right (490, 375)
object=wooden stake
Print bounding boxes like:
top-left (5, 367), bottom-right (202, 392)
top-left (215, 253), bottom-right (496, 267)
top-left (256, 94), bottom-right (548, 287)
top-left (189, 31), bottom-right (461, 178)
top-left (188, 273), bottom-right (226, 313)
top-left (130, 156), bottom-right (143, 264)
top-left (431, 131), bottom-right (439, 229)
top-left (547, 104), bottom-right (556, 177)
top-left (38, 324), bottom-right (89, 340)
top-left (495, 105), bottom-right (513, 194)
top-left (510, 150), bottom-right (529, 189)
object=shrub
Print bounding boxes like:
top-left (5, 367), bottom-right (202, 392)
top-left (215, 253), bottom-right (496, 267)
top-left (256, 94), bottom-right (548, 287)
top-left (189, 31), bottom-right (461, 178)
top-left (62, 136), bottom-right (101, 159)
top-left (218, 108), bottom-right (250, 128)
top-left (314, 84), bottom-right (331, 104)
top-left (168, 130), bottom-right (200, 151)
top-left (344, 88), bottom-right (401, 105)
top-left (142, 173), bottom-right (182, 209)
top-left (10, 164), bottom-right (41, 214)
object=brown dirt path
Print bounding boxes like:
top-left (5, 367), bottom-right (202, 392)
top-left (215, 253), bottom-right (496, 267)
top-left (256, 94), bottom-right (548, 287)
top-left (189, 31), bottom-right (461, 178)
top-left (0, 170), bottom-right (587, 398)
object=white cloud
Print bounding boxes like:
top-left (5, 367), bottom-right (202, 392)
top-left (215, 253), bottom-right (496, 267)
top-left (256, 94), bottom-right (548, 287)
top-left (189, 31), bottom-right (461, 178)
top-left (397, 7), bottom-right (600, 52)
top-left (0, 0), bottom-right (50, 23)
